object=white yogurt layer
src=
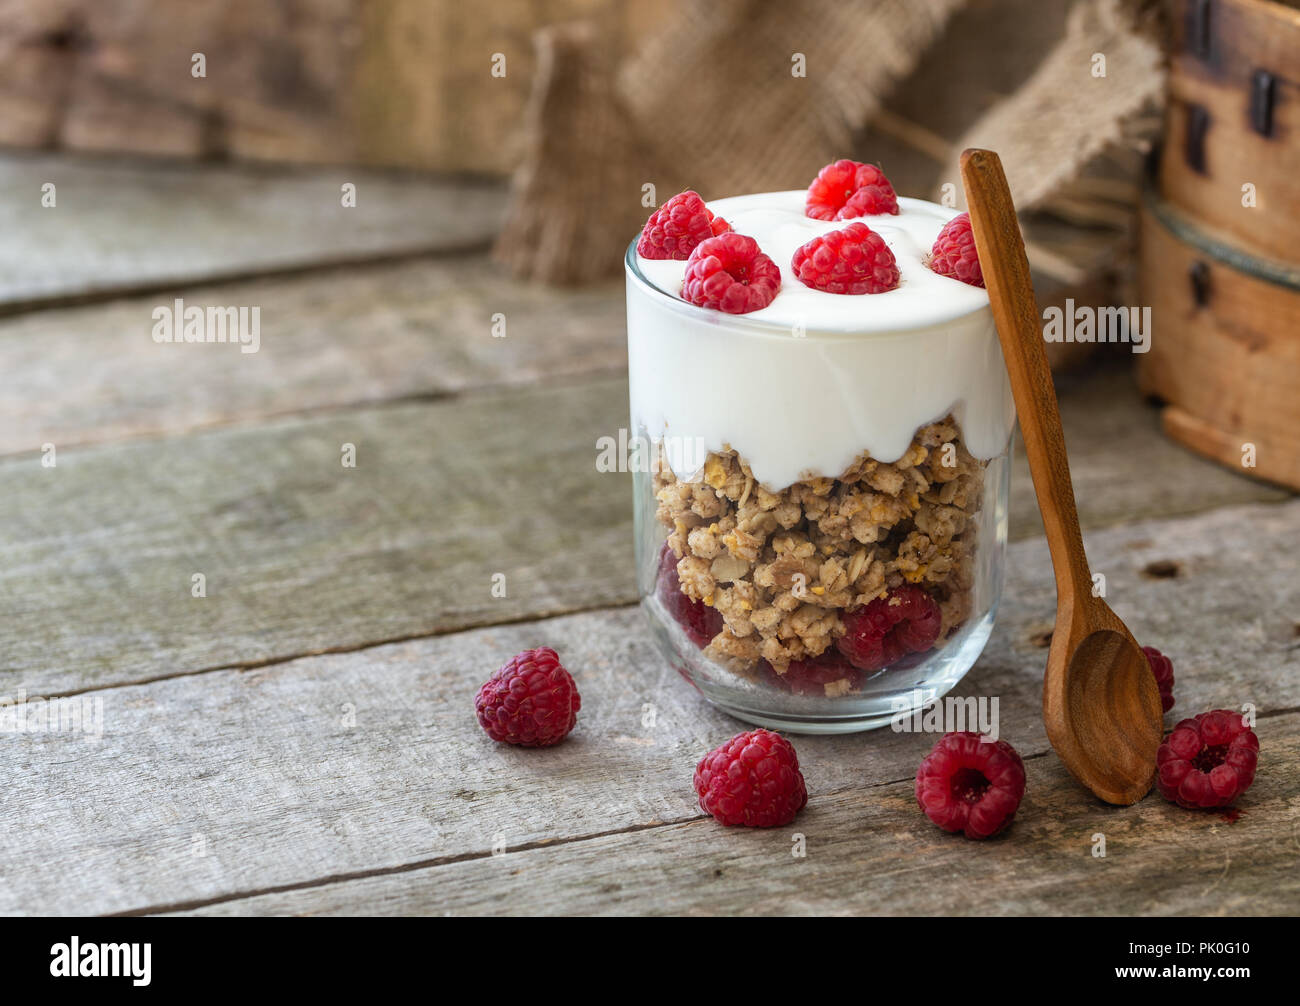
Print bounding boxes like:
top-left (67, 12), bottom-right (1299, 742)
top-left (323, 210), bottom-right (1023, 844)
top-left (627, 191), bottom-right (1017, 490)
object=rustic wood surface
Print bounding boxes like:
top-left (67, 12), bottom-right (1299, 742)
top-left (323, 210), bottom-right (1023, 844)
top-left (0, 497), bottom-right (1294, 916)
top-left (0, 258), bottom-right (625, 453)
top-left (174, 713), bottom-right (1300, 917)
top-left (0, 383), bottom-right (634, 697)
top-left (0, 154), bottom-right (1295, 916)
top-left (1, 367), bottom-right (1287, 701)
top-left (0, 153), bottom-right (503, 308)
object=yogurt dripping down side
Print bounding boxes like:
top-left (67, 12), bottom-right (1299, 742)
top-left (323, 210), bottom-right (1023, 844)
top-left (627, 191), bottom-right (1017, 490)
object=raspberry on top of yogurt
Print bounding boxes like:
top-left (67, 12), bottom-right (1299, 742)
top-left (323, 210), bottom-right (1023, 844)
top-left (637, 189), bottom-right (731, 261)
top-left (634, 189), bottom-right (988, 332)
top-left (805, 159), bottom-right (900, 220)
top-left (625, 171), bottom-right (1011, 491)
top-left (928, 211), bottom-right (985, 288)
top-left (682, 232), bottom-right (782, 315)
top-left (791, 222), bottom-right (900, 295)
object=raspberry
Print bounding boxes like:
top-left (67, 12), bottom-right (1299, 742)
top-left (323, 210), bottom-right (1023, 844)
top-left (682, 233), bottom-right (781, 314)
top-left (835, 585), bottom-right (942, 671)
top-left (1142, 645), bottom-right (1176, 713)
top-left (1156, 710), bottom-right (1259, 809)
top-left (915, 732), bottom-right (1026, 840)
top-left (805, 159), bottom-right (900, 220)
top-left (762, 652), bottom-right (864, 697)
top-left (474, 646), bottom-right (580, 747)
top-left (694, 729), bottom-right (808, 827)
top-left (656, 543), bottom-right (722, 647)
top-left (928, 211), bottom-right (984, 288)
top-left (790, 222), bottom-right (900, 295)
top-left (636, 190), bottom-right (731, 260)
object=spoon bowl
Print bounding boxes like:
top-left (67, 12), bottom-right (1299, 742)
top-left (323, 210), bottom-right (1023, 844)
top-left (1046, 620), bottom-right (1163, 805)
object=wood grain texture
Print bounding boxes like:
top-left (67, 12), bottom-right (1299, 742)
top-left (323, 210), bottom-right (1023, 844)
top-left (354, 0), bottom-right (663, 175)
top-left (0, 379), bottom-right (633, 697)
top-left (964, 150), bottom-right (1091, 596)
top-left (0, 0), bottom-right (669, 174)
top-left (1136, 199), bottom-right (1300, 491)
top-left (1162, 405), bottom-right (1300, 491)
top-left (0, 247), bottom-right (1283, 510)
top-left (0, 257), bottom-right (626, 454)
top-left (177, 712), bottom-right (1300, 917)
top-left (1010, 364), bottom-right (1292, 537)
top-left (1159, 0), bottom-right (1300, 266)
top-left (0, 153), bottom-right (503, 308)
top-left (0, 365), bottom-right (1289, 701)
top-left (2, 497), bottom-right (1298, 916)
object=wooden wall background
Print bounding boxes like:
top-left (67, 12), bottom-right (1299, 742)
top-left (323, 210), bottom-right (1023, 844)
top-left (0, 0), bottom-right (671, 173)
top-left (1, 0), bottom-right (1095, 181)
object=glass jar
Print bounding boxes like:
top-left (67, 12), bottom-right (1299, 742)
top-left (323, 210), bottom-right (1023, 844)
top-left (625, 207), bottom-right (1015, 734)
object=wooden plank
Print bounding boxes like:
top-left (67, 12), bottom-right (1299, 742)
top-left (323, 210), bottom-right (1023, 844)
top-left (0, 257), bottom-right (626, 453)
top-left (0, 365), bottom-right (1290, 699)
top-left (0, 378), bottom-right (634, 698)
top-left (0, 153), bottom-right (503, 308)
top-left (178, 712), bottom-right (1300, 917)
top-left (1, 497), bottom-right (1296, 915)
top-left (0, 258), bottom-right (1284, 512)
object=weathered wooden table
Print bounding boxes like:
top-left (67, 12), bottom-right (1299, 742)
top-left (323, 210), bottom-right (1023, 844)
top-left (2, 154), bottom-right (1296, 916)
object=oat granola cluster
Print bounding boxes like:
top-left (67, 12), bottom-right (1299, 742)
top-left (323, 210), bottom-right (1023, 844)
top-left (653, 416), bottom-right (985, 674)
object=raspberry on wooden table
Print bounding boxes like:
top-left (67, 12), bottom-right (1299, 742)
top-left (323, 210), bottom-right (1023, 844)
top-left (791, 222), bottom-right (900, 295)
top-left (694, 729), bottom-right (808, 827)
top-left (805, 159), bottom-right (900, 220)
top-left (475, 646), bottom-right (581, 747)
top-left (835, 585), bottom-right (942, 671)
top-left (1156, 710), bottom-right (1258, 809)
top-left (928, 211), bottom-right (984, 287)
top-left (915, 732), bottom-right (1026, 840)
top-left (1142, 645), bottom-right (1176, 713)
top-left (636, 189), bottom-right (731, 260)
top-left (682, 232), bottom-right (781, 314)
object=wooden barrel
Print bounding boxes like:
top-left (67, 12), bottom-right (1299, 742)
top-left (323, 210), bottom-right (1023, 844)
top-left (1138, 0), bottom-right (1300, 489)
top-left (1157, 0), bottom-right (1300, 263)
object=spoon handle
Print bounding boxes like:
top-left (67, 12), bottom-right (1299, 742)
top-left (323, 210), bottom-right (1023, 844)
top-left (959, 149), bottom-right (1093, 606)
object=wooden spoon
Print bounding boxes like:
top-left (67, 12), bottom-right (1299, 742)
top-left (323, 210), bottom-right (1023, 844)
top-left (960, 148), bottom-right (1162, 805)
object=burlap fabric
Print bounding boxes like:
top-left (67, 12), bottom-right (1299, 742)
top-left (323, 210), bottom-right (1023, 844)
top-left (941, 0), bottom-right (1165, 209)
top-left (494, 22), bottom-right (659, 285)
top-left (496, 0), bottom-right (1165, 285)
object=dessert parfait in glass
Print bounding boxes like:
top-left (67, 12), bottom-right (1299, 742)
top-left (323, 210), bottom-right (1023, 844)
top-left (626, 160), bottom-right (1015, 732)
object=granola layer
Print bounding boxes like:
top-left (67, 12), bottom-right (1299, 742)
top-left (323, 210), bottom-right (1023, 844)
top-left (653, 416), bottom-right (985, 674)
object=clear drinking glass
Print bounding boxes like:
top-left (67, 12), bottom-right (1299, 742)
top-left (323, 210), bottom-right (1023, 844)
top-left (626, 240), bottom-right (1014, 733)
